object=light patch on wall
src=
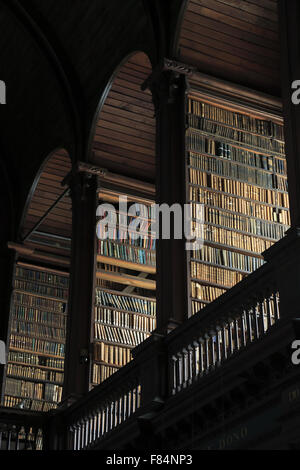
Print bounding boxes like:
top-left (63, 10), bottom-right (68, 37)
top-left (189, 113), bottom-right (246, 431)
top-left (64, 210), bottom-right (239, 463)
top-left (0, 80), bottom-right (6, 104)
top-left (0, 340), bottom-right (6, 364)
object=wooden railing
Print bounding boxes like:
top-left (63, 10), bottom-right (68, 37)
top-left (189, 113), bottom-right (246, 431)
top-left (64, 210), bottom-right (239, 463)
top-left (0, 407), bottom-right (45, 450)
top-left (58, 360), bottom-right (142, 450)
top-left (1, 232), bottom-right (299, 450)
top-left (166, 263), bottom-right (281, 395)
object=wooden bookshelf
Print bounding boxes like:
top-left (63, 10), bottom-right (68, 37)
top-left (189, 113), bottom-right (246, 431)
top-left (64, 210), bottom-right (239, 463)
top-left (92, 189), bottom-right (156, 386)
top-left (186, 95), bottom-right (290, 313)
top-left (3, 262), bottom-right (69, 411)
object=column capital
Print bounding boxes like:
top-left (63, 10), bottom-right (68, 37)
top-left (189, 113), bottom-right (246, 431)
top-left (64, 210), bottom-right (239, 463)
top-left (141, 58), bottom-right (195, 112)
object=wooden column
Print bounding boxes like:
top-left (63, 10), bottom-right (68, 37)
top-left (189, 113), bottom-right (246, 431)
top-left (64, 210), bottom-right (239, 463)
top-left (62, 171), bottom-right (97, 401)
top-left (279, 0), bottom-right (300, 227)
top-left (144, 60), bottom-right (193, 333)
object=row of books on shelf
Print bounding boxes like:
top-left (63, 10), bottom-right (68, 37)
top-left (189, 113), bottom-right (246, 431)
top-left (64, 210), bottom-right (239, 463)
top-left (10, 334), bottom-right (65, 357)
top-left (13, 305), bottom-right (66, 328)
top-left (15, 266), bottom-right (69, 288)
top-left (188, 152), bottom-right (288, 191)
top-left (191, 261), bottom-right (245, 288)
top-left (5, 378), bottom-right (62, 403)
top-left (198, 206), bottom-right (286, 240)
top-left (191, 300), bottom-right (208, 315)
top-left (96, 290), bottom-right (156, 316)
top-left (14, 292), bottom-right (66, 313)
top-left (8, 351), bottom-right (64, 370)
top-left (14, 279), bottom-right (68, 300)
top-left (11, 320), bottom-right (65, 342)
top-left (189, 187), bottom-right (290, 224)
top-left (192, 245), bottom-right (263, 273)
top-left (94, 342), bottom-right (131, 367)
top-left (94, 307), bottom-right (156, 332)
top-left (6, 363), bottom-right (64, 384)
top-left (187, 99), bottom-right (284, 140)
top-left (186, 134), bottom-right (286, 174)
top-left (94, 323), bottom-right (150, 347)
top-left (3, 395), bottom-right (57, 411)
top-left (92, 363), bottom-right (119, 385)
top-left (203, 225), bottom-right (273, 254)
top-left (187, 121), bottom-right (285, 154)
top-left (98, 240), bottom-right (156, 266)
top-left (96, 224), bottom-right (156, 250)
top-left (189, 170), bottom-right (289, 206)
top-left (191, 282), bottom-right (226, 303)
top-left (8, 351), bottom-right (64, 371)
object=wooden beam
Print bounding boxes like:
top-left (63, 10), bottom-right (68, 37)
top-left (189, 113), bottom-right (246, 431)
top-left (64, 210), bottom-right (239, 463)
top-left (7, 242), bottom-right (70, 268)
top-left (97, 255), bottom-right (156, 274)
top-left (96, 270), bottom-right (156, 290)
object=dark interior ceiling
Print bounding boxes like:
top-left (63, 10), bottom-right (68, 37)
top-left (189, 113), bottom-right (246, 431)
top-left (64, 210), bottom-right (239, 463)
top-left (178, 0), bottom-right (280, 96)
top-left (0, 0), bottom-right (281, 247)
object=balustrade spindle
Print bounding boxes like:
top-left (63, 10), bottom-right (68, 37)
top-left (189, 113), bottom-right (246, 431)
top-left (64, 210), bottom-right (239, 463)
top-left (241, 312), bottom-right (247, 347)
top-left (209, 332), bottom-right (216, 366)
top-left (253, 305), bottom-right (259, 340)
top-left (187, 345), bottom-right (193, 385)
top-left (182, 348), bottom-right (188, 387)
top-left (228, 321), bottom-right (234, 355)
top-left (204, 334), bottom-right (210, 371)
top-left (247, 309), bottom-right (253, 343)
top-left (259, 301), bottom-right (265, 336)
top-left (274, 292), bottom-right (280, 321)
top-left (266, 295), bottom-right (272, 329)
top-left (234, 318), bottom-right (240, 351)
top-left (216, 328), bottom-right (221, 363)
top-left (172, 355), bottom-right (177, 394)
top-left (199, 338), bottom-right (205, 375)
top-left (192, 341), bottom-right (199, 380)
top-left (177, 352), bottom-right (183, 391)
top-left (222, 326), bottom-right (227, 360)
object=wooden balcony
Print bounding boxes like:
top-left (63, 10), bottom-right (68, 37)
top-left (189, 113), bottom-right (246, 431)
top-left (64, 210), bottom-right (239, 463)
top-left (1, 229), bottom-right (300, 450)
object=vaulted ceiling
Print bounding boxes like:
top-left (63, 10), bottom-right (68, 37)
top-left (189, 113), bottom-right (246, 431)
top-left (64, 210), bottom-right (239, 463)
top-left (0, 0), bottom-right (282, 248)
top-left (178, 0), bottom-right (280, 96)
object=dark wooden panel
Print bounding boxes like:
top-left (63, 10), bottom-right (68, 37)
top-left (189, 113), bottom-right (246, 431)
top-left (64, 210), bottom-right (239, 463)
top-left (178, 0), bottom-right (280, 95)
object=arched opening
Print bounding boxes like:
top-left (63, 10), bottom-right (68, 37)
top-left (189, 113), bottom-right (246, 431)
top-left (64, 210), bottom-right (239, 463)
top-left (88, 51), bottom-right (155, 182)
top-left (2, 149), bottom-right (72, 411)
top-left (86, 52), bottom-right (157, 388)
top-left (19, 148), bottom-right (72, 260)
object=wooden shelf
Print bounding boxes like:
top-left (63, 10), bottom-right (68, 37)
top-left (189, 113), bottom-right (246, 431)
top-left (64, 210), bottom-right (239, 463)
top-left (188, 182), bottom-right (288, 210)
top-left (96, 285), bottom-right (156, 302)
top-left (190, 258), bottom-right (259, 276)
top-left (13, 288), bottom-right (68, 303)
top-left (96, 269), bottom-right (156, 290)
top-left (188, 198), bottom-right (290, 227)
top-left (94, 303), bottom-right (156, 318)
top-left (188, 164), bottom-right (288, 194)
top-left (186, 126), bottom-right (285, 158)
top-left (6, 374), bottom-right (63, 386)
top-left (186, 146), bottom-right (286, 175)
top-left (9, 347), bottom-right (64, 360)
top-left (97, 254), bottom-right (156, 274)
top-left (95, 320), bottom-right (153, 334)
top-left (93, 338), bottom-right (135, 349)
top-left (187, 112), bottom-right (285, 143)
top-left (7, 360), bottom-right (64, 372)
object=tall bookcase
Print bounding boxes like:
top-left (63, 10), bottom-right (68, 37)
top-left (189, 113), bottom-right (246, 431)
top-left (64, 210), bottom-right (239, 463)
top-left (3, 262), bottom-right (69, 411)
top-left (186, 94), bottom-right (289, 315)
top-left (91, 188), bottom-right (156, 387)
